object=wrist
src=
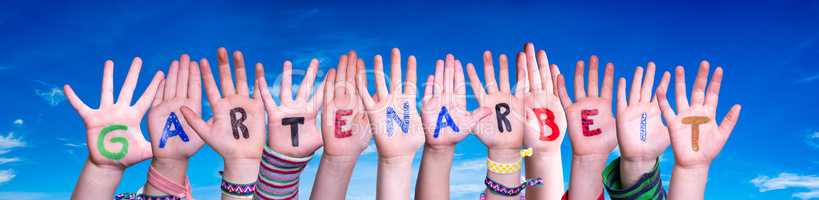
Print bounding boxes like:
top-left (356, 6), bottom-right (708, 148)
top-left (223, 158), bottom-right (261, 184)
top-left (87, 158), bottom-right (125, 176)
top-left (150, 158), bottom-right (189, 183)
top-left (488, 148), bottom-right (521, 163)
top-left (424, 144), bottom-right (455, 155)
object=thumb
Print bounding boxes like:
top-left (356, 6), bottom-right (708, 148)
top-left (180, 106), bottom-right (211, 141)
top-left (465, 107), bottom-right (492, 132)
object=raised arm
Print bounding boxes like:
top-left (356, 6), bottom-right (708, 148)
top-left (415, 54), bottom-right (491, 199)
top-left (67, 58), bottom-right (163, 199)
top-left (179, 48), bottom-right (267, 200)
top-left (143, 54), bottom-right (206, 199)
top-left (311, 51), bottom-right (373, 199)
top-left (356, 48), bottom-right (425, 199)
top-left (520, 43), bottom-right (568, 199)
top-left (556, 55), bottom-right (617, 199)
top-left (656, 62), bottom-right (741, 200)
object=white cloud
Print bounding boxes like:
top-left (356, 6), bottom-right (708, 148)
top-left (752, 173), bottom-right (819, 199)
top-left (794, 74), bottom-right (819, 84)
top-left (0, 191), bottom-right (70, 200)
top-left (12, 119), bottom-right (22, 126)
top-left (0, 158), bottom-right (19, 165)
top-left (0, 132), bottom-right (24, 149)
top-left (0, 169), bottom-right (15, 184)
top-left (808, 131), bottom-right (819, 149)
top-left (34, 87), bottom-right (65, 106)
top-left (812, 132), bottom-right (819, 139)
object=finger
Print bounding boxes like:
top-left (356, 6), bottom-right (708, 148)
top-left (152, 80), bottom-right (165, 108)
top-left (356, 59), bottom-right (376, 108)
top-left (373, 54), bottom-right (389, 99)
top-left (423, 75), bottom-right (434, 103)
top-left (455, 60), bottom-right (467, 100)
top-left (257, 63), bottom-right (279, 114)
top-left (640, 62), bottom-right (657, 103)
top-left (498, 54), bottom-right (511, 94)
top-left (466, 63), bottom-right (486, 102)
top-left (164, 60), bottom-right (179, 99)
top-left (587, 55), bottom-right (599, 97)
top-left (691, 61), bottom-right (710, 106)
top-left (101, 60), bottom-right (115, 107)
top-left (574, 60), bottom-right (587, 98)
top-left (134, 71), bottom-right (165, 113)
top-left (346, 51), bottom-right (358, 83)
top-left (466, 107), bottom-right (492, 131)
top-left (705, 67), bottom-right (723, 108)
top-left (656, 71), bottom-right (676, 120)
top-left (64, 84), bottom-right (93, 115)
top-left (281, 61), bottom-right (294, 104)
top-left (177, 54), bottom-right (190, 98)
top-left (296, 59), bottom-right (319, 101)
top-left (405, 55), bottom-right (417, 97)
top-left (253, 79), bottom-right (263, 108)
top-left (217, 47), bottom-right (236, 95)
top-left (483, 51), bottom-right (499, 94)
top-left (188, 61), bottom-right (202, 101)
top-left (444, 54), bottom-right (455, 96)
top-left (514, 52), bottom-right (528, 98)
top-left (390, 48), bottom-right (403, 94)
top-left (335, 55), bottom-right (348, 97)
top-left (200, 58), bottom-right (221, 105)
top-left (180, 106), bottom-right (210, 139)
top-left (324, 69), bottom-right (337, 104)
top-left (674, 66), bottom-right (690, 112)
top-left (537, 50), bottom-right (554, 95)
top-left (616, 78), bottom-right (627, 113)
top-left (525, 44), bottom-right (542, 92)
top-left (434, 59), bottom-right (444, 96)
top-left (601, 63), bottom-right (615, 100)
top-left (719, 104), bottom-right (742, 139)
top-left (233, 51), bottom-right (250, 96)
top-left (556, 74), bottom-right (572, 110)
top-left (309, 72), bottom-right (328, 113)
top-left (550, 64), bottom-right (561, 96)
top-left (629, 66), bottom-right (644, 106)
top-left (117, 57), bottom-right (144, 105)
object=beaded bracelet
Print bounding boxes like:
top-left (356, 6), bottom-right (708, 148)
top-left (484, 177), bottom-right (544, 196)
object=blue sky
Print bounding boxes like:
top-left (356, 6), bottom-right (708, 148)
top-left (1, 0), bottom-right (818, 199)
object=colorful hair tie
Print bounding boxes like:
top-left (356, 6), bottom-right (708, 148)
top-left (147, 166), bottom-right (193, 200)
top-left (484, 177), bottom-right (544, 196)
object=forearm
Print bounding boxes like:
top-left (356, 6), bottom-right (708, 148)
top-left (668, 165), bottom-right (709, 200)
top-left (524, 151), bottom-right (563, 200)
top-left (568, 154), bottom-right (607, 199)
top-left (310, 154), bottom-right (359, 199)
top-left (485, 149), bottom-right (521, 200)
top-left (377, 155), bottom-right (415, 200)
top-left (415, 145), bottom-right (455, 199)
top-left (72, 159), bottom-right (124, 200)
top-left (144, 158), bottom-right (189, 196)
top-left (222, 158), bottom-right (261, 200)
top-left (619, 158), bottom-right (658, 188)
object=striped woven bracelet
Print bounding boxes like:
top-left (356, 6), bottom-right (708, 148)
top-left (220, 177), bottom-right (256, 199)
top-left (484, 177), bottom-right (544, 196)
top-left (254, 145), bottom-right (313, 200)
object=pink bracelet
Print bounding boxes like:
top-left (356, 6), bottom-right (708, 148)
top-left (147, 165), bottom-right (193, 200)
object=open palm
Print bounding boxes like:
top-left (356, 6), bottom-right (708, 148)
top-left (65, 58), bottom-right (163, 168)
top-left (616, 63), bottom-right (669, 161)
top-left (356, 48), bottom-right (424, 158)
top-left (421, 54), bottom-right (490, 147)
top-left (520, 44), bottom-right (567, 152)
top-left (557, 56), bottom-right (617, 156)
top-left (656, 61), bottom-right (741, 168)
top-left (147, 55), bottom-right (205, 160)
top-left (466, 51), bottom-right (526, 150)
top-left (258, 57), bottom-right (325, 158)
top-left (320, 51), bottom-right (372, 156)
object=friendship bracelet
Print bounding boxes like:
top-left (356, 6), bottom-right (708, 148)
top-left (603, 157), bottom-right (666, 200)
top-left (486, 148), bottom-right (534, 174)
top-left (254, 145), bottom-right (313, 200)
top-left (484, 177), bottom-right (543, 196)
top-left (220, 177), bottom-right (257, 198)
top-left (147, 165), bottom-right (193, 200)
top-left (114, 192), bottom-right (180, 200)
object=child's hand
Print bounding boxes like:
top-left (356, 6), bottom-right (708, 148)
top-left (466, 51), bottom-right (525, 151)
top-left (179, 48), bottom-right (266, 183)
top-left (421, 54), bottom-right (490, 148)
top-left (656, 62), bottom-right (741, 169)
top-left (356, 48), bottom-right (424, 159)
top-left (147, 54), bottom-right (205, 161)
top-left (520, 43), bottom-right (567, 153)
top-left (257, 57), bottom-right (326, 158)
top-left (557, 56), bottom-right (617, 156)
top-left (65, 57), bottom-right (164, 169)
top-left (319, 51), bottom-right (372, 157)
